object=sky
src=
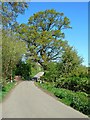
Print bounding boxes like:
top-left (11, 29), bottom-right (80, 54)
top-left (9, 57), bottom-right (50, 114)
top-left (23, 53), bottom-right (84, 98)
top-left (17, 2), bottom-right (88, 66)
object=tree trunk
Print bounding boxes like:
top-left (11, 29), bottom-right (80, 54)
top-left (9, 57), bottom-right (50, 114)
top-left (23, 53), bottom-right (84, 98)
top-left (10, 69), bottom-right (13, 82)
top-left (37, 60), bottom-right (47, 70)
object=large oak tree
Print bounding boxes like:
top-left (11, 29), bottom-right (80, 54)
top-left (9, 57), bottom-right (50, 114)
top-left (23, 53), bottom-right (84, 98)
top-left (18, 9), bottom-right (71, 70)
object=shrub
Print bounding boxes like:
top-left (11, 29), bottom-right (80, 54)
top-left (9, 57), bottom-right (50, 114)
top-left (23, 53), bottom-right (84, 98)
top-left (55, 77), bottom-right (89, 93)
top-left (54, 89), bottom-right (89, 115)
top-left (42, 62), bottom-right (58, 82)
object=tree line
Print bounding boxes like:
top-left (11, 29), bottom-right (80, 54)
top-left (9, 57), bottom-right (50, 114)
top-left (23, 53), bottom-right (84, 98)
top-left (1, 2), bottom-right (88, 93)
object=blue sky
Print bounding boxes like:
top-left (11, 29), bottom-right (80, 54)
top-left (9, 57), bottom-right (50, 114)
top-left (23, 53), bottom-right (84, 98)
top-left (17, 2), bottom-right (88, 66)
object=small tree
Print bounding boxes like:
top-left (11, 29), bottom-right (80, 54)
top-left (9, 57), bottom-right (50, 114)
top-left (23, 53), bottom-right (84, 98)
top-left (43, 62), bottom-right (57, 82)
top-left (57, 46), bottom-right (83, 78)
top-left (2, 31), bottom-right (27, 83)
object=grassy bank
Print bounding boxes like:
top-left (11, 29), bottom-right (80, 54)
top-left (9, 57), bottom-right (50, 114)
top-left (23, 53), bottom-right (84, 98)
top-left (0, 82), bottom-right (16, 102)
top-left (36, 82), bottom-right (89, 116)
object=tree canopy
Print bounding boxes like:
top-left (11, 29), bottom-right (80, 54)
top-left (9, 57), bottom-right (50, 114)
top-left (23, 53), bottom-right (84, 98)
top-left (1, 2), bottom-right (28, 29)
top-left (17, 9), bottom-right (72, 70)
top-left (1, 2), bottom-right (28, 84)
top-left (57, 46), bottom-right (83, 78)
top-left (2, 31), bottom-right (27, 82)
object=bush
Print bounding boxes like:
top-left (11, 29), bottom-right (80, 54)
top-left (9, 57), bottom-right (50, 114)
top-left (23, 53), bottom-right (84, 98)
top-left (43, 62), bottom-right (57, 82)
top-left (55, 77), bottom-right (89, 93)
top-left (15, 60), bottom-right (31, 80)
top-left (55, 89), bottom-right (89, 115)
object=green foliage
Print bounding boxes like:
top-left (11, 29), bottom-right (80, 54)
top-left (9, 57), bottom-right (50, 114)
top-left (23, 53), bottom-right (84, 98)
top-left (54, 89), bottom-right (89, 115)
top-left (42, 62), bottom-right (57, 82)
top-left (1, 1), bottom-right (28, 85)
top-left (0, 82), bottom-right (16, 102)
top-left (2, 31), bottom-right (27, 83)
top-left (1, 4), bottom-right (89, 115)
top-left (15, 60), bottom-right (31, 80)
top-left (37, 82), bottom-right (89, 115)
top-left (57, 47), bottom-right (83, 78)
top-left (41, 65), bottom-right (88, 93)
top-left (2, 2), bottom-right (28, 29)
top-left (41, 46), bottom-right (88, 93)
top-left (17, 9), bottom-right (71, 70)
top-left (31, 62), bottom-right (42, 78)
top-left (55, 77), bottom-right (89, 93)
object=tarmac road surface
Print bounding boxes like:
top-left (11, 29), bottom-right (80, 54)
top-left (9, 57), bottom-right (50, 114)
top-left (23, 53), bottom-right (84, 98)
top-left (1, 81), bottom-right (88, 118)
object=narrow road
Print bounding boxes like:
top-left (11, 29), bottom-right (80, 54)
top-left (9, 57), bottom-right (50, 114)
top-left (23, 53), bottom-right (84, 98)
top-left (2, 81), bottom-right (88, 118)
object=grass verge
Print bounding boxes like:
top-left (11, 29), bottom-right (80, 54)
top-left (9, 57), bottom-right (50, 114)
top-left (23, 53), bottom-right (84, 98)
top-left (0, 82), bottom-right (16, 102)
top-left (35, 82), bottom-right (90, 116)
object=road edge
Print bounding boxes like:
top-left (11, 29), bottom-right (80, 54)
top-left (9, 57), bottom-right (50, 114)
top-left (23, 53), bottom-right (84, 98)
top-left (34, 81), bottom-right (89, 118)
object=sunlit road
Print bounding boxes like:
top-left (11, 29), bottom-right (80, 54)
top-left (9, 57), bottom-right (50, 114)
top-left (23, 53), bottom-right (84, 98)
top-left (2, 81), bottom-right (88, 118)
